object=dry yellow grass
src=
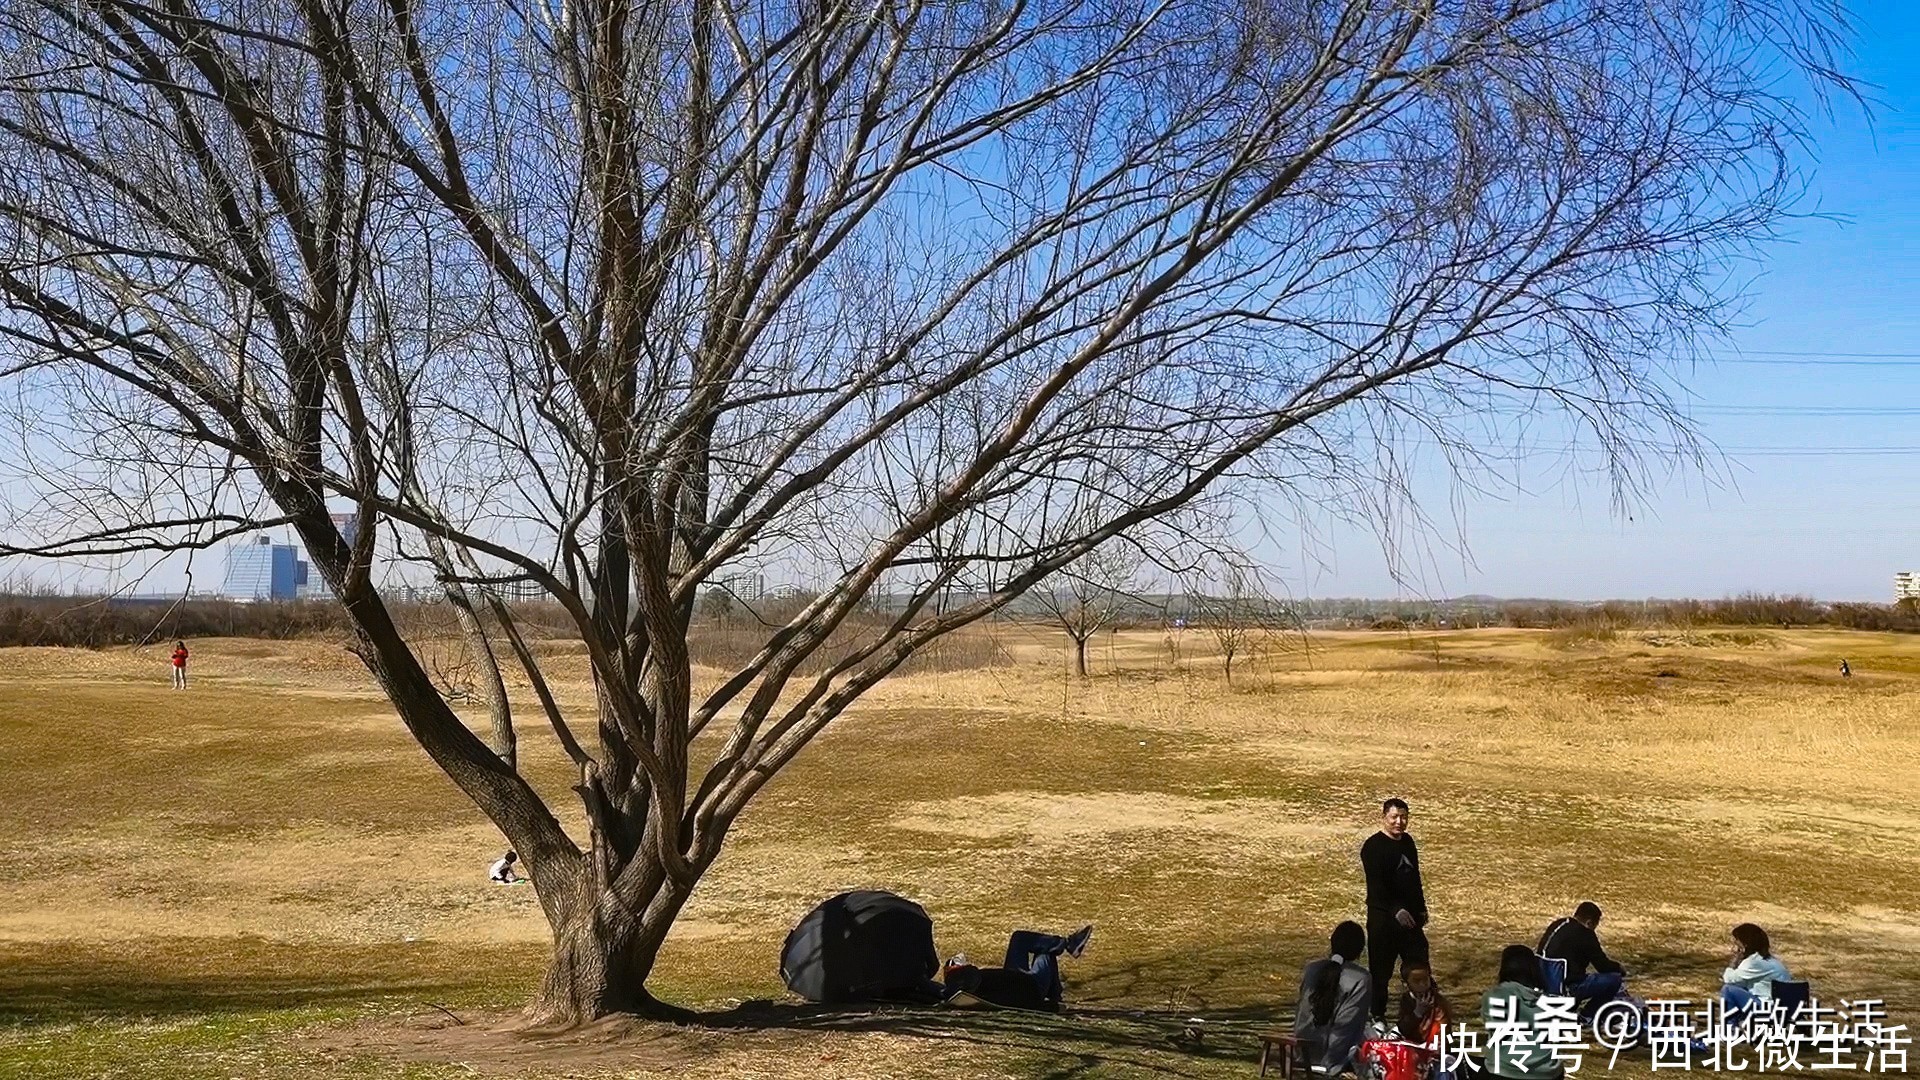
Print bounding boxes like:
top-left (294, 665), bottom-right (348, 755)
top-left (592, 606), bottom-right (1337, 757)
top-left (2, 626), bottom-right (1917, 1078)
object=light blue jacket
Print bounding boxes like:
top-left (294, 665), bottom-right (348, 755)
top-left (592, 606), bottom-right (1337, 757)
top-left (1723, 953), bottom-right (1791, 999)
top-left (1479, 981), bottom-right (1568, 1080)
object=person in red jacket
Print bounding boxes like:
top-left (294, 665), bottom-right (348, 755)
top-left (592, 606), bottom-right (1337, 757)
top-left (170, 639), bottom-right (190, 689)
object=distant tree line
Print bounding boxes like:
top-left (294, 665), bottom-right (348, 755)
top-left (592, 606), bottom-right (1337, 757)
top-left (3, 588), bottom-right (1913, 651)
top-left (1305, 593), bottom-right (1920, 633)
top-left (0, 593), bottom-right (347, 648)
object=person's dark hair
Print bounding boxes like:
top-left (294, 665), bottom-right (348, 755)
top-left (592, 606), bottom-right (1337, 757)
top-left (503, 850), bottom-right (517, 862)
top-left (1405, 964), bottom-right (1437, 996)
top-left (1574, 901), bottom-right (1603, 923)
top-left (1382, 797), bottom-right (1409, 814)
top-left (1731, 923), bottom-right (1771, 960)
top-left (1498, 944), bottom-right (1542, 988)
top-left (1311, 921), bottom-right (1368, 1024)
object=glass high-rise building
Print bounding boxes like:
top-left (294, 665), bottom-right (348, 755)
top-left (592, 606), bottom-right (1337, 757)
top-left (222, 536), bottom-right (309, 601)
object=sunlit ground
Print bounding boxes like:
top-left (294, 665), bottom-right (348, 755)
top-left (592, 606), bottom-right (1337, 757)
top-left (3, 625), bottom-right (1916, 1077)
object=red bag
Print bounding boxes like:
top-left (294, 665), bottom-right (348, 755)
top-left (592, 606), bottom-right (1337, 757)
top-left (1359, 1038), bottom-right (1435, 1080)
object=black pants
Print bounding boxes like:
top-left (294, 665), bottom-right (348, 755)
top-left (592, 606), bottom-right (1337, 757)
top-left (1367, 911), bottom-right (1430, 1019)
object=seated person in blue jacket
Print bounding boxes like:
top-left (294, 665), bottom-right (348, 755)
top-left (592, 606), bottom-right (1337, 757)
top-left (1537, 901), bottom-right (1626, 1020)
top-left (943, 924), bottom-right (1093, 1011)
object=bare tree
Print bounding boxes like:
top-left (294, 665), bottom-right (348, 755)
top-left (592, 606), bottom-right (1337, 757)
top-left (0, 0), bottom-right (1851, 1022)
top-left (1205, 563), bottom-right (1256, 686)
top-left (429, 541), bottom-right (518, 769)
top-left (1194, 557), bottom-right (1284, 686)
top-left (1035, 543), bottom-right (1145, 679)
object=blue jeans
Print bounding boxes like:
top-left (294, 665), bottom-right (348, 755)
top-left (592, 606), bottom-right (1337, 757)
top-left (1722, 984), bottom-right (1756, 1026)
top-left (1566, 971), bottom-right (1625, 1020)
top-left (1005, 930), bottom-right (1066, 1003)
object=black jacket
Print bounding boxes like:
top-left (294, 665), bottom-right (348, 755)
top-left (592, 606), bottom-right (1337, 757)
top-left (1537, 917), bottom-right (1623, 980)
top-left (943, 964), bottom-right (1058, 1012)
top-left (1361, 831), bottom-right (1427, 923)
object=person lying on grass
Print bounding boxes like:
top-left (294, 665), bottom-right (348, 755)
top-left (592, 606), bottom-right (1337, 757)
top-left (941, 924), bottom-right (1092, 1012)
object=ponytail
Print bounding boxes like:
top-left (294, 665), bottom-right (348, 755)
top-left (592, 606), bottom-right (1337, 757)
top-left (1312, 921), bottom-right (1367, 1025)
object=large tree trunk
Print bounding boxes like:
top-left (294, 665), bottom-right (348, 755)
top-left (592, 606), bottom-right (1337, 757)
top-left (531, 906), bottom-right (671, 1025)
top-left (1068, 633), bottom-right (1089, 679)
top-left (526, 853), bottom-right (705, 1025)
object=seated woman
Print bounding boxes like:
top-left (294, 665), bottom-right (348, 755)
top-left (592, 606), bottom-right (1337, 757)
top-left (1480, 944), bottom-right (1565, 1080)
top-left (1294, 921), bottom-right (1372, 1075)
top-left (1721, 923), bottom-right (1791, 1021)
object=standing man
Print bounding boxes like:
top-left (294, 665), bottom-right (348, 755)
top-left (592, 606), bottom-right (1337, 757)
top-left (1361, 796), bottom-right (1429, 1021)
top-left (1538, 901), bottom-right (1626, 1021)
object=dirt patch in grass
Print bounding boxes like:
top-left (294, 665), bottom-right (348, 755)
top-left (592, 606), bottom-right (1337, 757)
top-left (889, 791), bottom-right (1346, 851)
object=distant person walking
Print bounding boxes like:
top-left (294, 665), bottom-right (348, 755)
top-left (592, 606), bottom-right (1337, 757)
top-left (169, 639), bottom-right (190, 689)
top-left (1362, 797), bottom-right (1430, 1021)
top-left (1840, 659), bottom-right (1852, 678)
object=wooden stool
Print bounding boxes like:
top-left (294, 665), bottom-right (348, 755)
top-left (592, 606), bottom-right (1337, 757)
top-left (1257, 1033), bottom-right (1299, 1078)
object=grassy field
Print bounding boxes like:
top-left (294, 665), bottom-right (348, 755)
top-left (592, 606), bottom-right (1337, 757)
top-left (2, 625), bottom-right (1917, 1078)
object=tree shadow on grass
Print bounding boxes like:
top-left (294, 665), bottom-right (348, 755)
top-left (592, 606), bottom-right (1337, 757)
top-left (699, 998), bottom-right (1282, 1080)
top-left (2, 935), bottom-right (1284, 1076)
top-left (0, 936), bottom-right (536, 1026)
top-left (686, 943), bottom-right (1298, 1079)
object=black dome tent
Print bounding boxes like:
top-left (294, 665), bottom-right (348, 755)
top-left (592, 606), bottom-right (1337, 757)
top-left (779, 890), bottom-right (941, 1004)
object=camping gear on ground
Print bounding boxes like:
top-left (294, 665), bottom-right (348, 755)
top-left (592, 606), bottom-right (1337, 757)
top-left (779, 890), bottom-right (942, 1004)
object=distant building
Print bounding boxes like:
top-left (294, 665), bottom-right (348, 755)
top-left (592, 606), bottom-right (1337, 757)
top-left (223, 536), bottom-right (309, 601)
top-left (715, 573), bottom-right (766, 601)
top-left (1898, 571), bottom-right (1920, 603)
top-left (489, 580), bottom-right (545, 601)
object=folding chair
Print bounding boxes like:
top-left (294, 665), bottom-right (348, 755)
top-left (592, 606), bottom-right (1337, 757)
top-left (1258, 1034), bottom-right (1300, 1078)
top-left (1536, 953), bottom-right (1568, 996)
top-left (1772, 980), bottom-right (1811, 1018)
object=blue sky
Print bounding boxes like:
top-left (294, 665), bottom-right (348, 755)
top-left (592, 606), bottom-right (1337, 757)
top-left (1273, 2), bottom-right (1920, 604)
top-left (7, 4), bottom-right (1915, 604)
